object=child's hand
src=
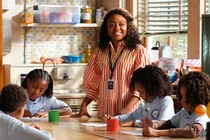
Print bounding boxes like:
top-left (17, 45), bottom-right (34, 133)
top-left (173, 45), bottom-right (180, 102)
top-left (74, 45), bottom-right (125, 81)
top-left (102, 115), bottom-right (115, 122)
top-left (29, 123), bottom-right (41, 130)
top-left (120, 121), bottom-right (135, 127)
top-left (142, 126), bottom-right (160, 137)
top-left (141, 117), bottom-right (153, 128)
top-left (24, 110), bottom-right (32, 118)
top-left (34, 112), bottom-right (48, 118)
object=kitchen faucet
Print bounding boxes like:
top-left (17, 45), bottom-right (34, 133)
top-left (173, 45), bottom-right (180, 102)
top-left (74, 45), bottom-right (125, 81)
top-left (42, 58), bottom-right (56, 71)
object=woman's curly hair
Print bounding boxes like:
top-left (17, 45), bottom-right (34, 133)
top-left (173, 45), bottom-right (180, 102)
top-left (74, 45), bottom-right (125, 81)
top-left (98, 8), bottom-right (142, 51)
top-left (130, 65), bottom-right (172, 99)
top-left (176, 71), bottom-right (210, 109)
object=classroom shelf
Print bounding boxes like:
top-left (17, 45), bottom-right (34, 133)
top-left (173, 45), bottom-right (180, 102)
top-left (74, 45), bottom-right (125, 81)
top-left (20, 23), bottom-right (100, 28)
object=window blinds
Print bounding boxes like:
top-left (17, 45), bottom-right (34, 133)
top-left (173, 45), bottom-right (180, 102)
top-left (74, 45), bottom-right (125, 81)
top-left (138, 0), bottom-right (188, 35)
top-left (206, 0), bottom-right (210, 13)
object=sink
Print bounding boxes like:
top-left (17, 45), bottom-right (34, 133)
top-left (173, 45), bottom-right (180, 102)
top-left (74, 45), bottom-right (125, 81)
top-left (53, 89), bottom-right (86, 94)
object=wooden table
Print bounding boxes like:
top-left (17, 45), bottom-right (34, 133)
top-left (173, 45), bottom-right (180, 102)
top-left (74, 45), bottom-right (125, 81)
top-left (23, 117), bottom-right (205, 140)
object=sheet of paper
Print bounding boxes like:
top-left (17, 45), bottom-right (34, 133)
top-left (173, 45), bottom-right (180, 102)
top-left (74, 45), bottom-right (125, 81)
top-left (80, 123), bottom-right (107, 127)
top-left (88, 118), bottom-right (103, 122)
top-left (119, 130), bottom-right (142, 136)
top-left (21, 117), bottom-right (47, 122)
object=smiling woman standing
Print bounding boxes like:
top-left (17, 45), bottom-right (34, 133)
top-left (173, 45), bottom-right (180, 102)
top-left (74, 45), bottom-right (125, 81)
top-left (78, 8), bottom-right (151, 119)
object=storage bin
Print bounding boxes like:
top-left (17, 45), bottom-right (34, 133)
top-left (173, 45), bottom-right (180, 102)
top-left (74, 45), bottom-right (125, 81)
top-left (39, 5), bottom-right (81, 23)
top-left (61, 55), bottom-right (83, 63)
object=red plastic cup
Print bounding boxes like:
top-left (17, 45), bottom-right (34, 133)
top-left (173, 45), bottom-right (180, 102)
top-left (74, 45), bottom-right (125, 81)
top-left (106, 118), bottom-right (119, 131)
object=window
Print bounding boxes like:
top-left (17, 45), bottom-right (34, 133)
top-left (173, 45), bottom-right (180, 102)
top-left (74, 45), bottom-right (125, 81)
top-left (147, 35), bottom-right (187, 60)
top-left (206, 0), bottom-right (210, 13)
top-left (137, 0), bottom-right (188, 61)
top-left (138, 0), bottom-right (188, 34)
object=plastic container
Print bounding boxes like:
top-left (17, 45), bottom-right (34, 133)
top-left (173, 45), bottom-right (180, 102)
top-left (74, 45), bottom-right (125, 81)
top-left (48, 110), bottom-right (59, 123)
top-left (33, 5), bottom-right (40, 23)
top-left (96, 8), bottom-right (102, 25)
top-left (39, 5), bottom-right (81, 23)
top-left (69, 55), bottom-right (83, 63)
top-left (107, 118), bottom-right (119, 131)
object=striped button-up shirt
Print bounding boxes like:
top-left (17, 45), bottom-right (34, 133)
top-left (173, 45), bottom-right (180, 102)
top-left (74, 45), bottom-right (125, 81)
top-left (83, 41), bottom-right (151, 118)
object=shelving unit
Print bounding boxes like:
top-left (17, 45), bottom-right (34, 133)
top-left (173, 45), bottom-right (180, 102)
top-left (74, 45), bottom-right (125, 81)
top-left (20, 23), bottom-right (100, 28)
top-left (21, 0), bottom-right (102, 64)
top-left (21, 22), bottom-right (100, 63)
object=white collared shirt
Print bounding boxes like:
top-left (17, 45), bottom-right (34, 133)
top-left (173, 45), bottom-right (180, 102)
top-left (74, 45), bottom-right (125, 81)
top-left (26, 96), bottom-right (69, 116)
top-left (0, 110), bottom-right (52, 140)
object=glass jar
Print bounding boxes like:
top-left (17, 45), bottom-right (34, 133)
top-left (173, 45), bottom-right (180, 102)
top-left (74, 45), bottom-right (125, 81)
top-left (25, 7), bottom-right (33, 24)
top-left (82, 5), bottom-right (92, 23)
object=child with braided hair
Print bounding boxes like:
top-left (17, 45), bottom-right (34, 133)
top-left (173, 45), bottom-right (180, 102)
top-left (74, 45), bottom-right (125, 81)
top-left (142, 71), bottom-right (210, 138)
top-left (21, 69), bottom-right (72, 118)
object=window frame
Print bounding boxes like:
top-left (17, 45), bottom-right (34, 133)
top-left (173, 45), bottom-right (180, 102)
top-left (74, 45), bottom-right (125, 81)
top-left (137, 0), bottom-right (188, 35)
top-left (128, 0), bottom-right (204, 59)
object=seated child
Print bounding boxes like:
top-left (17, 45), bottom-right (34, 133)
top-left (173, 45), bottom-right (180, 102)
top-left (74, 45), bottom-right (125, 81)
top-left (142, 71), bottom-right (210, 138)
top-left (114, 65), bottom-right (175, 127)
top-left (21, 69), bottom-right (72, 118)
top-left (0, 84), bottom-right (52, 140)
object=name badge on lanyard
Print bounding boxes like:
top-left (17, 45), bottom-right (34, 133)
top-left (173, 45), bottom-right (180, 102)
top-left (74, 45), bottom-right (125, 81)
top-left (108, 79), bottom-right (114, 90)
top-left (108, 46), bottom-right (125, 90)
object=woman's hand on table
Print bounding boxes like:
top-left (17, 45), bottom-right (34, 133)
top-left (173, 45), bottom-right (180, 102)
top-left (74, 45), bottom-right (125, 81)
top-left (71, 108), bottom-right (91, 118)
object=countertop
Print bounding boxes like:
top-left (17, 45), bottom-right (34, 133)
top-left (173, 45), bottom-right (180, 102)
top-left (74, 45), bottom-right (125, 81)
top-left (53, 89), bottom-right (86, 99)
top-left (8, 63), bottom-right (87, 67)
top-left (54, 93), bottom-right (86, 99)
